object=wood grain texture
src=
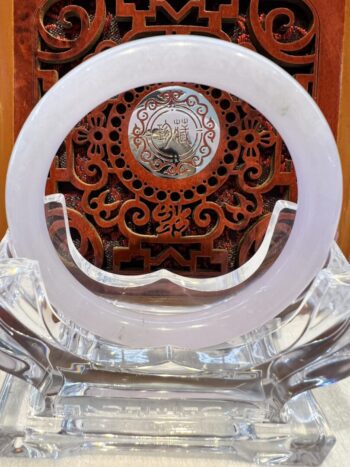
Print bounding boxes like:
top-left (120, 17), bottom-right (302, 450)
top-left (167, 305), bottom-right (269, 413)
top-left (338, 0), bottom-right (350, 259)
top-left (0, 0), bottom-right (14, 237)
top-left (315, 0), bottom-right (346, 136)
top-left (13, 0), bottom-right (38, 136)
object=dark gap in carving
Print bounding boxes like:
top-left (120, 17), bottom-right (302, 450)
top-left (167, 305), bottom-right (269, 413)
top-left (146, 7), bottom-right (209, 27)
top-left (124, 0), bottom-right (150, 10)
top-left (205, 0), bottom-right (232, 12)
top-left (114, 18), bottom-right (133, 39)
top-left (166, 0), bottom-right (190, 12)
top-left (120, 258), bottom-right (145, 272)
top-left (196, 257), bottom-right (224, 273)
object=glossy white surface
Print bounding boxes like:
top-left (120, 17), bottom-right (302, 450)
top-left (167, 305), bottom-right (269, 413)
top-left (6, 36), bottom-right (342, 348)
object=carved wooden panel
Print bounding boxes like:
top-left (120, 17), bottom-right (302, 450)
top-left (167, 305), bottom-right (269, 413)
top-left (13, 0), bottom-right (346, 276)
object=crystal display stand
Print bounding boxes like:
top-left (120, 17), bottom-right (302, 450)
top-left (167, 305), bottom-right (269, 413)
top-left (0, 36), bottom-right (347, 465)
top-left (0, 199), bottom-right (349, 464)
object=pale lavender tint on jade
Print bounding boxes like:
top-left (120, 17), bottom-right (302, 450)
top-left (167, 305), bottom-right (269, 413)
top-left (0, 36), bottom-right (348, 465)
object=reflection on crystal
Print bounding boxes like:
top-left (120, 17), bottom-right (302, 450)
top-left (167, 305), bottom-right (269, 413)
top-left (0, 197), bottom-right (349, 462)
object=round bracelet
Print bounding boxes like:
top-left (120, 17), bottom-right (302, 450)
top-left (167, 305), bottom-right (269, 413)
top-left (6, 35), bottom-right (342, 348)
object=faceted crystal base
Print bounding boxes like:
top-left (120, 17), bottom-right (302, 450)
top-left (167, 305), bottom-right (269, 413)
top-left (0, 202), bottom-right (349, 465)
top-left (0, 374), bottom-right (335, 465)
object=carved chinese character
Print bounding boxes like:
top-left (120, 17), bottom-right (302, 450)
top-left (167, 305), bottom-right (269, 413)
top-left (154, 204), bottom-right (191, 238)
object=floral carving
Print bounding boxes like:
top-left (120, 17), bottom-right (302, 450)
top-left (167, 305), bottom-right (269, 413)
top-left (28, 0), bottom-right (320, 276)
top-left (238, 112), bottom-right (277, 160)
top-left (46, 83), bottom-right (296, 275)
top-left (73, 113), bottom-right (108, 158)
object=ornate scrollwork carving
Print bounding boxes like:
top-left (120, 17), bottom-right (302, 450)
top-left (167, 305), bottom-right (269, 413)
top-left (37, 0), bottom-right (107, 64)
top-left (46, 82), bottom-right (295, 276)
top-left (34, 0), bottom-right (318, 277)
top-left (248, 0), bottom-right (317, 66)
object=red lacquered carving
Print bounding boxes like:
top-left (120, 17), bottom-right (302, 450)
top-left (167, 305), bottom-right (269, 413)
top-left (14, 0), bottom-right (336, 277)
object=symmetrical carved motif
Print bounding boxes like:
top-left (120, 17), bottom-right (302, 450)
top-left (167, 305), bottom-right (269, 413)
top-left (33, 0), bottom-right (319, 276)
top-left (129, 87), bottom-right (220, 179)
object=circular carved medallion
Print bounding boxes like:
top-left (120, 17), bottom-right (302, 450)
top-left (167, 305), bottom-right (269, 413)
top-left (128, 86), bottom-right (220, 179)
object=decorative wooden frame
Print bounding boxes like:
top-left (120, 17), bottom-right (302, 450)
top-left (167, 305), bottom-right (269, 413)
top-left (0, 1), bottom-right (13, 236)
top-left (338, 0), bottom-right (350, 255)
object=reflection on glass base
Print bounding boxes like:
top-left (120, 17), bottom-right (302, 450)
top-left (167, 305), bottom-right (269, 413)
top-left (0, 201), bottom-right (349, 464)
top-left (0, 374), bottom-right (335, 464)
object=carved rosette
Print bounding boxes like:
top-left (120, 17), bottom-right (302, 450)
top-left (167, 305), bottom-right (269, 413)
top-left (37, 0), bottom-right (318, 277)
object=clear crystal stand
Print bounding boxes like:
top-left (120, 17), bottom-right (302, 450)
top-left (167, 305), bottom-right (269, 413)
top-left (0, 199), bottom-right (349, 465)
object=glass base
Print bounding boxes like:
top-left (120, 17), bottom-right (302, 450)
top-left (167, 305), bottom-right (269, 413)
top-left (0, 203), bottom-right (349, 465)
top-left (0, 374), bottom-right (335, 465)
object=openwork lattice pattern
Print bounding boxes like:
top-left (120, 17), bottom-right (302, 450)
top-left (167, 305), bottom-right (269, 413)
top-left (36, 0), bottom-right (319, 276)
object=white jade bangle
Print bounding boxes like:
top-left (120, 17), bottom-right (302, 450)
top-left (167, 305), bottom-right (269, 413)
top-left (6, 36), bottom-right (342, 349)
